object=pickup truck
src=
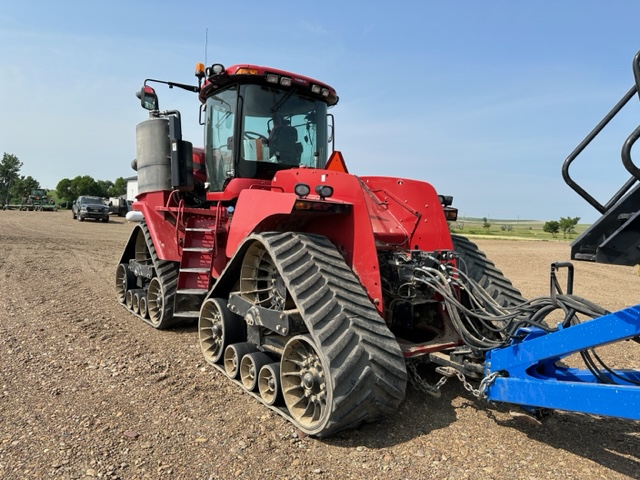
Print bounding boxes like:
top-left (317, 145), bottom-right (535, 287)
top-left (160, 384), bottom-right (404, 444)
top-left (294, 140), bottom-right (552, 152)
top-left (72, 196), bottom-right (110, 222)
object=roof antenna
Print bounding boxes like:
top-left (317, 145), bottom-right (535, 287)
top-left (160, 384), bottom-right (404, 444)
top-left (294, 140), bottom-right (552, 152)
top-left (204, 28), bottom-right (208, 66)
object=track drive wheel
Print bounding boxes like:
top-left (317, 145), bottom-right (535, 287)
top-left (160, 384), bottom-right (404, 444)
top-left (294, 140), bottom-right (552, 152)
top-left (281, 335), bottom-right (331, 435)
top-left (199, 297), bottom-right (244, 365)
top-left (239, 241), bottom-right (292, 310)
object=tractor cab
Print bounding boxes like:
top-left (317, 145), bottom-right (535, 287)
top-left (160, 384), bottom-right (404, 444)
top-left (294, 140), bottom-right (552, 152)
top-left (135, 64), bottom-right (338, 203)
top-left (197, 64), bottom-right (338, 192)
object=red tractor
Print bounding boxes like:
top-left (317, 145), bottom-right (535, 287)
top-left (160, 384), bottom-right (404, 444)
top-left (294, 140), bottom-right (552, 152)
top-left (116, 63), bottom-right (530, 436)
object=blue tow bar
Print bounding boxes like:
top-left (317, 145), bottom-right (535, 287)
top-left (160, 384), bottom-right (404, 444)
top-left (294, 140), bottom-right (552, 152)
top-left (484, 304), bottom-right (640, 420)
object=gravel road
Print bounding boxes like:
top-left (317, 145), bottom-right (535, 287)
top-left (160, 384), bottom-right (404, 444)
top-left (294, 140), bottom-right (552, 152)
top-left (0, 211), bottom-right (638, 479)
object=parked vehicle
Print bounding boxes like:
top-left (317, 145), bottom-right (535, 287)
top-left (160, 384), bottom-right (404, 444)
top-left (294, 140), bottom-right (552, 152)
top-left (72, 196), bottom-right (109, 222)
top-left (108, 196), bottom-right (130, 216)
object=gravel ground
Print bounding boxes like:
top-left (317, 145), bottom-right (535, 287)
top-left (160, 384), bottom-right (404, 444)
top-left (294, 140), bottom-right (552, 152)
top-left (0, 211), bottom-right (639, 480)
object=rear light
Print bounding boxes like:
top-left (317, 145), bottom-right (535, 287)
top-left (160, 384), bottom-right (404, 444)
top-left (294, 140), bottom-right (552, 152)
top-left (293, 200), bottom-right (351, 214)
top-left (444, 207), bottom-right (458, 221)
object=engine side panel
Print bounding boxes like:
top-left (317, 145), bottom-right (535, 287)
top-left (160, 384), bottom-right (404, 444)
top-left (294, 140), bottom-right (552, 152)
top-left (359, 176), bottom-right (453, 252)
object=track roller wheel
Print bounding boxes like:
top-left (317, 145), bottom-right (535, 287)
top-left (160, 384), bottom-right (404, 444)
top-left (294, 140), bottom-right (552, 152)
top-left (139, 294), bottom-right (148, 319)
top-left (132, 291), bottom-right (141, 314)
top-left (258, 362), bottom-right (282, 406)
top-left (115, 263), bottom-right (135, 304)
top-left (224, 342), bottom-right (257, 379)
top-left (125, 290), bottom-right (134, 310)
top-left (199, 298), bottom-right (244, 365)
top-left (281, 335), bottom-right (331, 435)
top-left (240, 352), bottom-right (272, 392)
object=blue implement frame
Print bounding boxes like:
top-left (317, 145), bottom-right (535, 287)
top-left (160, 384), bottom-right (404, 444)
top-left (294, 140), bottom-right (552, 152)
top-left (484, 304), bottom-right (640, 420)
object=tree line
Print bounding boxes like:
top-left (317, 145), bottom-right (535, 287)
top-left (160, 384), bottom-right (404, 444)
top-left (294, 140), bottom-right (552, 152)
top-left (56, 176), bottom-right (127, 204)
top-left (543, 217), bottom-right (581, 238)
top-left (1, 152), bottom-right (127, 206)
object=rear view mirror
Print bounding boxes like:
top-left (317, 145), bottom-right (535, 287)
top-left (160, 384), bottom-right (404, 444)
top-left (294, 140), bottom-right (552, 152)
top-left (136, 85), bottom-right (159, 110)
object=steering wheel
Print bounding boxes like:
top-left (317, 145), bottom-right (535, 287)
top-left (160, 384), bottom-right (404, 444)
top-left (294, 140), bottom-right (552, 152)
top-left (244, 131), bottom-right (267, 141)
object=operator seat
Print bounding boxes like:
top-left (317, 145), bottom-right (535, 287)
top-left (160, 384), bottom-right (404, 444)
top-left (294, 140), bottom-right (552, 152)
top-left (268, 125), bottom-right (302, 165)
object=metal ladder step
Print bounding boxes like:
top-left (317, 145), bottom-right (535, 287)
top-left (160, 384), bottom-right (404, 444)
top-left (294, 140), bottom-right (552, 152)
top-left (176, 288), bottom-right (209, 295)
top-left (183, 247), bottom-right (213, 253)
top-left (179, 267), bottom-right (210, 273)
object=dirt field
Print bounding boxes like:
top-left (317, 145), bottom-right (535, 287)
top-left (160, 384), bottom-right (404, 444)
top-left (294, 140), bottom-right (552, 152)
top-left (1, 210), bottom-right (639, 480)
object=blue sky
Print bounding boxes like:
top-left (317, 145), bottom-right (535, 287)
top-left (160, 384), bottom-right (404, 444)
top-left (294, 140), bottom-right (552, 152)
top-left (3, 1), bottom-right (640, 222)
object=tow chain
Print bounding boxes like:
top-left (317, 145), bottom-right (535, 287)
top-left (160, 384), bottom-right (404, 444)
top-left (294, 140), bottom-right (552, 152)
top-left (407, 362), bottom-right (500, 400)
top-left (407, 362), bottom-right (448, 397)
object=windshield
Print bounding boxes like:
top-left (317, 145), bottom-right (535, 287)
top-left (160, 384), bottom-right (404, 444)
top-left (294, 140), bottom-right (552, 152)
top-left (80, 197), bottom-right (103, 205)
top-left (204, 84), bottom-right (329, 191)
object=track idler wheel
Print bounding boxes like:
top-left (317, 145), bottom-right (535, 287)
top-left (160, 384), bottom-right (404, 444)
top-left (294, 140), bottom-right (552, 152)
top-left (145, 277), bottom-right (178, 329)
top-left (281, 335), bottom-right (332, 436)
top-left (258, 362), bottom-right (282, 406)
top-left (199, 298), bottom-right (244, 365)
top-left (223, 343), bottom-right (257, 379)
top-left (240, 352), bottom-right (272, 392)
top-left (115, 263), bottom-right (136, 304)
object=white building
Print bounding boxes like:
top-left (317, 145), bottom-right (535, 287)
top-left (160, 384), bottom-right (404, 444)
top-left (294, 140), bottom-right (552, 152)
top-left (126, 176), bottom-right (138, 201)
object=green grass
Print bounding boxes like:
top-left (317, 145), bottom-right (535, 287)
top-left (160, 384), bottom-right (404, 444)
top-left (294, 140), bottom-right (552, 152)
top-left (451, 217), bottom-right (589, 241)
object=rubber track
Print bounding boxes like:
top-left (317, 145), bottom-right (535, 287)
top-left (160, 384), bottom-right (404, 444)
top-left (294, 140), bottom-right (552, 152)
top-left (119, 223), bottom-right (180, 329)
top-left (451, 234), bottom-right (526, 307)
top-left (141, 223), bottom-right (182, 328)
top-left (257, 232), bottom-right (407, 436)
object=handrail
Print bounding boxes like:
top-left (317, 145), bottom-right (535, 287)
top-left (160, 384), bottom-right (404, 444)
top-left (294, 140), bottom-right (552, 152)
top-left (562, 49), bottom-right (640, 214)
top-left (622, 124), bottom-right (640, 178)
